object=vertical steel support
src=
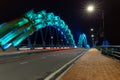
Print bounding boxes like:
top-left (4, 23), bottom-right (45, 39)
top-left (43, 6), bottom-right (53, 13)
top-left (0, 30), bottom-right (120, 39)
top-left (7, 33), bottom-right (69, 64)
top-left (45, 26), bottom-right (49, 42)
top-left (40, 29), bottom-right (46, 49)
top-left (33, 31), bottom-right (38, 49)
top-left (27, 36), bottom-right (32, 49)
top-left (56, 28), bottom-right (59, 47)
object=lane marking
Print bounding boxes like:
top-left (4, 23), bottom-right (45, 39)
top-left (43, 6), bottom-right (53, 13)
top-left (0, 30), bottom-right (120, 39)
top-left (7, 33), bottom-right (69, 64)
top-left (41, 57), bottom-right (46, 59)
top-left (56, 64), bottom-right (74, 80)
top-left (20, 61), bottom-right (28, 64)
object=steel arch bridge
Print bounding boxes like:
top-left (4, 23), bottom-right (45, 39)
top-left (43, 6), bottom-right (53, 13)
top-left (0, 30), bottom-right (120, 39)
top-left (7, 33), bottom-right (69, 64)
top-left (0, 10), bottom-right (76, 50)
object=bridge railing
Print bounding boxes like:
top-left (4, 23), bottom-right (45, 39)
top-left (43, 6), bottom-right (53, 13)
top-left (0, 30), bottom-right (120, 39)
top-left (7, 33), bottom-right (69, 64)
top-left (97, 45), bottom-right (120, 60)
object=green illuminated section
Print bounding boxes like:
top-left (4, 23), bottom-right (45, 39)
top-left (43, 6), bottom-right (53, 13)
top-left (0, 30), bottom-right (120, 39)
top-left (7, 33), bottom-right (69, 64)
top-left (17, 18), bottom-right (29, 26)
top-left (12, 23), bottom-right (35, 47)
top-left (0, 9), bottom-right (76, 50)
top-left (0, 30), bottom-right (21, 46)
top-left (12, 27), bottom-right (34, 47)
top-left (35, 24), bottom-right (46, 30)
top-left (0, 18), bottom-right (29, 38)
top-left (0, 23), bottom-right (31, 46)
top-left (13, 32), bottom-right (29, 47)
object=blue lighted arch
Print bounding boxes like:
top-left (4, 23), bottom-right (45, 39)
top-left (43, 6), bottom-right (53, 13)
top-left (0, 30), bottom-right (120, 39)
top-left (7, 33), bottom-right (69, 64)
top-left (0, 10), bottom-right (76, 50)
top-left (78, 33), bottom-right (90, 48)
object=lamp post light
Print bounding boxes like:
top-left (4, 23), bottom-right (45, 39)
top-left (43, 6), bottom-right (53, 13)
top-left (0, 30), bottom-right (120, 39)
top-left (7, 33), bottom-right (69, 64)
top-left (90, 28), bottom-right (94, 31)
top-left (91, 32), bottom-right (95, 47)
top-left (86, 4), bottom-right (95, 13)
top-left (91, 38), bottom-right (95, 47)
top-left (51, 36), bottom-right (53, 47)
top-left (61, 39), bottom-right (64, 47)
top-left (91, 34), bottom-right (94, 38)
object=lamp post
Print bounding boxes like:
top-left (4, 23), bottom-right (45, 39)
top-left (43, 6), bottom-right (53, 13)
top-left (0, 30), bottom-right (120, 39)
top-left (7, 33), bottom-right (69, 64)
top-left (86, 5), bottom-right (95, 47)
top-left (100, 10), bottom-right (104, 40)
top-left (86, 4), bottom-right (105, 46)
top-left (90, 28), bottom-right (95, 47)
top-left (51, 36), bottom-right (53, 47)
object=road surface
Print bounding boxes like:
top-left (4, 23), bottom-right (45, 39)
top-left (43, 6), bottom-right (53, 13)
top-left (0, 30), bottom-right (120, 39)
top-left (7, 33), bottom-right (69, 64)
top-left (0, 48), bottom-right (86, 80)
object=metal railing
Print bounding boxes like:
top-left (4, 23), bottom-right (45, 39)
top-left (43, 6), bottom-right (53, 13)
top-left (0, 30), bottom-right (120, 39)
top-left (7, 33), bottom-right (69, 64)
top-left (97, 45), bottom-right (120, 60)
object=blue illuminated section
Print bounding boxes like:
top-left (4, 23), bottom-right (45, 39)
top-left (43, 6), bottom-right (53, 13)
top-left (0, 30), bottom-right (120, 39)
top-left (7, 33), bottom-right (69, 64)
top-left (74, 46), bottom-right (77, 48)
top-left (0, 30), bottom-right (15, 42)
top-left (2, 43), bottom-right (12, 50)
top-left (0, 23), bottom-right (6, 28)
top-left (78, 33), bottom-right (90, 48)
top-left (24, 10), bottom-right (76, 47)
top-left (61, 32), bottom-right (64, 35)
top-left (57, 28), bottom-right (60, 31)
top-left (102, 40), bottom-right (110, 46)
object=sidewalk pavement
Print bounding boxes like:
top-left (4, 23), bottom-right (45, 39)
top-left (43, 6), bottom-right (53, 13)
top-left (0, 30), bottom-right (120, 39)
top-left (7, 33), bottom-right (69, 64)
top-left (59, 48), bottom-right (120, 80)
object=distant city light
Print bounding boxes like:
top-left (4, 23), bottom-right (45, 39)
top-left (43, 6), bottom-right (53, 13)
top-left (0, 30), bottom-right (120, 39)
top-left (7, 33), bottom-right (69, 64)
top-left (91, 34), bottom-right (94, 37)
top-left (90, 28), bottom-right (94, 31)
top-left (61, 39), bottom-right (63, 41)
top-left (51, 36), bottom-right (53, 39)
top-left (74, 46), bottom-right (77, 48)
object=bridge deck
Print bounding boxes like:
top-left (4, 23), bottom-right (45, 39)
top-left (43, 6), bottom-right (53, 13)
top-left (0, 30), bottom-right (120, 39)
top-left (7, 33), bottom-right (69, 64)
top-left (59, 48), bottom-right (120, 80)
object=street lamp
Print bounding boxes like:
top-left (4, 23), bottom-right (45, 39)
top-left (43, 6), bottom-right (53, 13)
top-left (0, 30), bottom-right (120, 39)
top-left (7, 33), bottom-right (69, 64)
top-left (86, 4), bottom-right (95, 13)
top-left (91, 34), bottom-right (94, 38)
top-left (51, 36), bottom-right (53, 47)
top-left (86, 4), bottom-right (95, 47)
top-left (90, 28), bottom-right (94, 31)
top-left (86, 4), bottom-right (105, 46)
top-left (91, 30), bottom-right (95, 47)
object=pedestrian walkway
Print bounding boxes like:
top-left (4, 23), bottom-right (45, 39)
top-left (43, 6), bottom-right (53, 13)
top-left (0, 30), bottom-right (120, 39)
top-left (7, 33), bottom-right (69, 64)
top-left (59, 48), bottom-right (120, 80)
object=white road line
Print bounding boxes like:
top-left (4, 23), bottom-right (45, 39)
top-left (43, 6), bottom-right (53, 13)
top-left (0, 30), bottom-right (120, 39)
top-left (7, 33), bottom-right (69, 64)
top-left (41, 57), bottom-right (46, 59)
top-left (56, 64), bottom-right (74, 80)
top-left (44, 51), bottom-right (86, 80)
top-left (20, 61), bottom-right (28, 64)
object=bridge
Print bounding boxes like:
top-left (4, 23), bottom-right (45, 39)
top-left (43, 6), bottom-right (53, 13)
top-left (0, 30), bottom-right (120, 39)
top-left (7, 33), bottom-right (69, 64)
top-left (0, 10), bottom-right (76, 51)
top-left (0, 10), bottom-right (120, 80)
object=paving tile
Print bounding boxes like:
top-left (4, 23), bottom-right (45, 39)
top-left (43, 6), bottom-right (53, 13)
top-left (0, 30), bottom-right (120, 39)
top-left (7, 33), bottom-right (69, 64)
top-left (59, 48), bottom-right (120, 80)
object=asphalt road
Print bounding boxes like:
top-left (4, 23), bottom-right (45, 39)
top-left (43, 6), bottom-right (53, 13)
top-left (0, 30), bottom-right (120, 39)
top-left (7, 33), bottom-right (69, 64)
top-left (0, 48), bottom-right (86, 80)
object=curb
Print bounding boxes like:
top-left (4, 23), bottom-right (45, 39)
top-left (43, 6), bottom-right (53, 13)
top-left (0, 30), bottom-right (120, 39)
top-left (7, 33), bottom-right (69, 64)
top-left (44, 50), bottom-right (87, 80)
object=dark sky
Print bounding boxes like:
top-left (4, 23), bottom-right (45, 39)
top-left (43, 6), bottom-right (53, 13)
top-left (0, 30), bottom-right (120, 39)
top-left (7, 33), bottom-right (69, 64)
top-left (0, 0), bottom-right (120, 45)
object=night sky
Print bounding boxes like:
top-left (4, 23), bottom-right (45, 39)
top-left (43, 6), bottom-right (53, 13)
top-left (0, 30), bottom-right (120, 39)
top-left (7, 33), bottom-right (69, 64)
top-left (0, 0), bottom-right (120, 45)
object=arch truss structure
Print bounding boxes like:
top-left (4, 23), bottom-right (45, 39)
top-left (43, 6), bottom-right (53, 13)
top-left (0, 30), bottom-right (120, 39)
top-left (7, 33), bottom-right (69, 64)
top-left (77, 33), bottom-right (90, 48)
top-left (0, 10), bottom-right (76, 50)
